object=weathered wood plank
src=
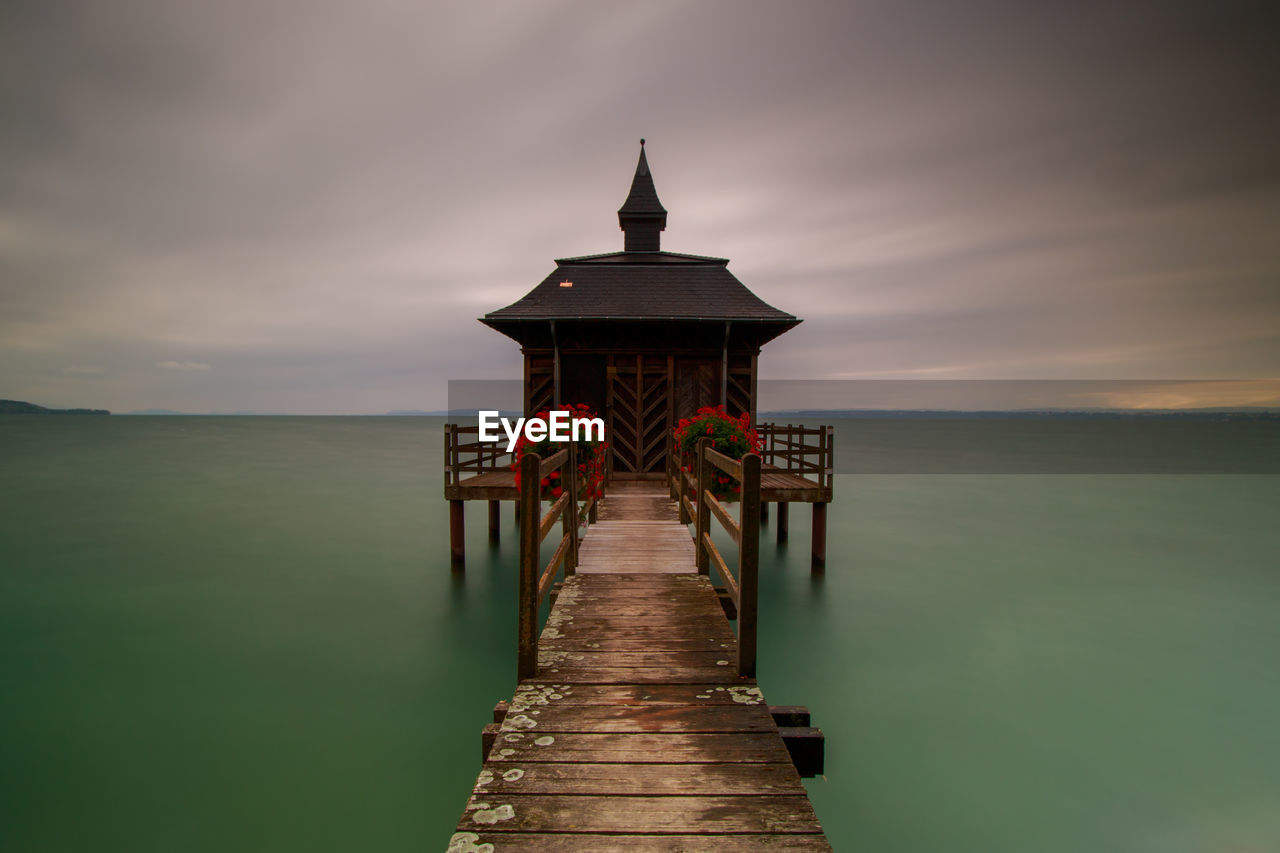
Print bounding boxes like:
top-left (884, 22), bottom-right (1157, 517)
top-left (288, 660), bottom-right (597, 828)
top-left (537, 650), bottom-right (743, 669)
top-left (552, 603), bottom-right (727, 621)
top-left (498, 703), bottom-right (777, 734)
top-left (448, 833), bottom-right (833, 852)
top-left (542, 620), bottom-right (736, 641)
top-left (558, 574), bottom-right (709, 587)
top-left (543, 620), bottom-right (736, 637)
top-left (538, 666), bottom-right (747, 684)
top-left (487, 732), bottom-right (793, 764)
top-left (513, 683), bottom-right (759, 705)
top-left (540, 637), bottom-right (737, 653)
top-left (471, 762), bottom-right (805, 796)
top-left (457, 794), bottom-right (823, 834)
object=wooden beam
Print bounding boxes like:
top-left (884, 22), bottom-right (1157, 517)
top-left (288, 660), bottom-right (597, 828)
top-left (488, 500), bottom-right (501, 543)
top-left (694, 439), bottom-right (710, 576)
top-left (518, 452), bottom-right (541, 679)
top-left (738, 452), bottom-right (761, 679)
top-left (811, 502), bottom-right (827, 574)
top-left (449, 500), bottom-right (465, 569)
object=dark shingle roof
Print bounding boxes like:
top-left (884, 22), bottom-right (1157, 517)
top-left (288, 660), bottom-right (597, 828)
top-left (482, 253), bottom-right (797, 323)
top-left (480, 141), bottom-right (801, 348)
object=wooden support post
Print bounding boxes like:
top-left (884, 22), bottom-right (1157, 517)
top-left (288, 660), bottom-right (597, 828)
top-left (811, 502), bottom-right (827, 572)
top-left (449, 500), bottom-right (465, 568)
top-left (778, 726), bottom-right (825, 777)
top-left (738, 452), bottom-right (761, 678)
top-left (761, 501), bottom-right (769, 522)
top-left (481, 724), bottom-right (500, 761)
top-left (563, 442), bottom-right (578, 576)
top-left (667, 434), bottom-right (676, 501)
top-left (488, 500), bottom-right (500, 543)
top-left (517, 452), bottom-right (541, 680)
top-left (776, 501), bottom-right (790, 543)
top-left (588, 499), bottom-right (597, 524)
top-left (694, 438), bottom-right (710, 575)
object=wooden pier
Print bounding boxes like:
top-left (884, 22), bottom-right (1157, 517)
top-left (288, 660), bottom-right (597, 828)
top-left (445, 421), bottom-right (834, 570)
top-left (449, 444), bottom-right (830, 851)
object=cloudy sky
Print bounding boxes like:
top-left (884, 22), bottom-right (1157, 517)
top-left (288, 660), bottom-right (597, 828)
top-left (2, 0), bottom-right (1277, 413)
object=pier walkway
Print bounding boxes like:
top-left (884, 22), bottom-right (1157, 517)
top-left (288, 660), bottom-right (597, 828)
top-left (449, 459), bottom-right (830, 851)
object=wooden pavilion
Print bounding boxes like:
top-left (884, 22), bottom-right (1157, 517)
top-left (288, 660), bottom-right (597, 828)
top-left (446, 141), bottom-right (833, 567)
top-left (481, 140), bottom-right (799, 477)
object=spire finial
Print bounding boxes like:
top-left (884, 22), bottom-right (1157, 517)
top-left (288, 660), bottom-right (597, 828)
top-left (618, 140), bottom-right (666, 251)
top-left (640, 138), bottom-right (645, 146)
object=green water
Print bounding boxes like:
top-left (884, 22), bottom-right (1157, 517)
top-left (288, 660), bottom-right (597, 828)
top-left (2, 415), bottom-right (1278, 851)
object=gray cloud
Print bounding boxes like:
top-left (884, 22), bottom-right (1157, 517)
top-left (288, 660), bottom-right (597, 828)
top-left (2, 0), bottom-right (1277, 412)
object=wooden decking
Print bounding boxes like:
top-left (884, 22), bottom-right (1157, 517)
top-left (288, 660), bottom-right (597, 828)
top-left (576, 481), bottom-right (695, 574)
top-left (450, 485), bottom-right (831, 851)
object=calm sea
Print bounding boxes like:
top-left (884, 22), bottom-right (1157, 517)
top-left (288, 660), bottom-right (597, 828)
top-left (2, 415), bottom-right (1278, 852)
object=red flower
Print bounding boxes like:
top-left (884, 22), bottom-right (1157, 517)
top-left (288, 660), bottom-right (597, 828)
top-left (540, 477), bottom-right (550, 487)
top-left (549, 470), bottom-right (560, 480)
top-left (551, 486), bottom-right (563, 498)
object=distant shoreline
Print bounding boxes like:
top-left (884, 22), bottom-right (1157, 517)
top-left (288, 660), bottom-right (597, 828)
top-left (0, 399), bottom-right (109, 415)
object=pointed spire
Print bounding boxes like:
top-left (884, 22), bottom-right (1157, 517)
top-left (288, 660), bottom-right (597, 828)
top-left (618, 139), bottom-right (666, 252)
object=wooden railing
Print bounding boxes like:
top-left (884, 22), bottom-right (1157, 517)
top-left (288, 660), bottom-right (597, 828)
top-left (689, 437), bottom-right (761, 678)
top-left (517, 443), bottom-right (595, 679)
top-left (444, 423), bottom-right (511, 489)
top-left (758, 422), bottom-right (834, 497)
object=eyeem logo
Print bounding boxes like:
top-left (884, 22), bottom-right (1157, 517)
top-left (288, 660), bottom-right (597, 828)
top-left (478, 410), bottom-right (606, 452)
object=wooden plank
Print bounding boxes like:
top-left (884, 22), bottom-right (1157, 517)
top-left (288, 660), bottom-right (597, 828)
top-left (539, 666), bottom-right (746, 684)
top-left (704, 446), bottom-right (743, 480)
top-left (541, 623), bottom-right (736, 643)
top-left (538, 448), bottom-right (568, 478)
top-left (705, 490), bottom-right (741, 544)
top-left (703, 531), bottom-right (737, 602)
top-left (537, 651), bottom-right (742, 670)
top-left (513, 683), bottom-right (758, 705)
top-left (449, 833), bottom-right (833, 852)
top-left (737, 452), bottom-right (761, 679)
top-left (557, 573), bottom-right (709, 587)
top-left (540, 637), bottom-right (737, 653)
top-left (486, 731), bottom-right (792, 764)
top-left (498, 703), bottom-right (776, 734)
top-left (536, 533), bottom-right (570, 601)
top-left (471, 762), bottom-right (804, 796)
top-left (457, 794), bottom-right (823, 834)
top-left (517, 452), bottom-right (541, 679)
top-left (556, 598), bottom-right (724, 616)
top-left (539, 490), bottom-right (569, 541)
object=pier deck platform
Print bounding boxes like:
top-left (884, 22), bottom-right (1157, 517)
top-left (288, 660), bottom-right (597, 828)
top-left (449, 483), bottom-right (830, 851)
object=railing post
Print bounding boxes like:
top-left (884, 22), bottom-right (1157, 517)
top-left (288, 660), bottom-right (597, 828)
top-left (450, 423), bottom-right (461, 483)
top-left (444, 424), bottom-right (452, 488)
top-left (667, 433), bottom-right (677, 501)
top-left (695, 438), bottom-right (710, 575)
top-left (563, 441), bottom-right (578, 576)
top-left (824, 424), bottom-right (834, 498)
top-left (517, 451), bottom-right (541, 680)
top-left (738, 452), bottom-right (761, 678)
